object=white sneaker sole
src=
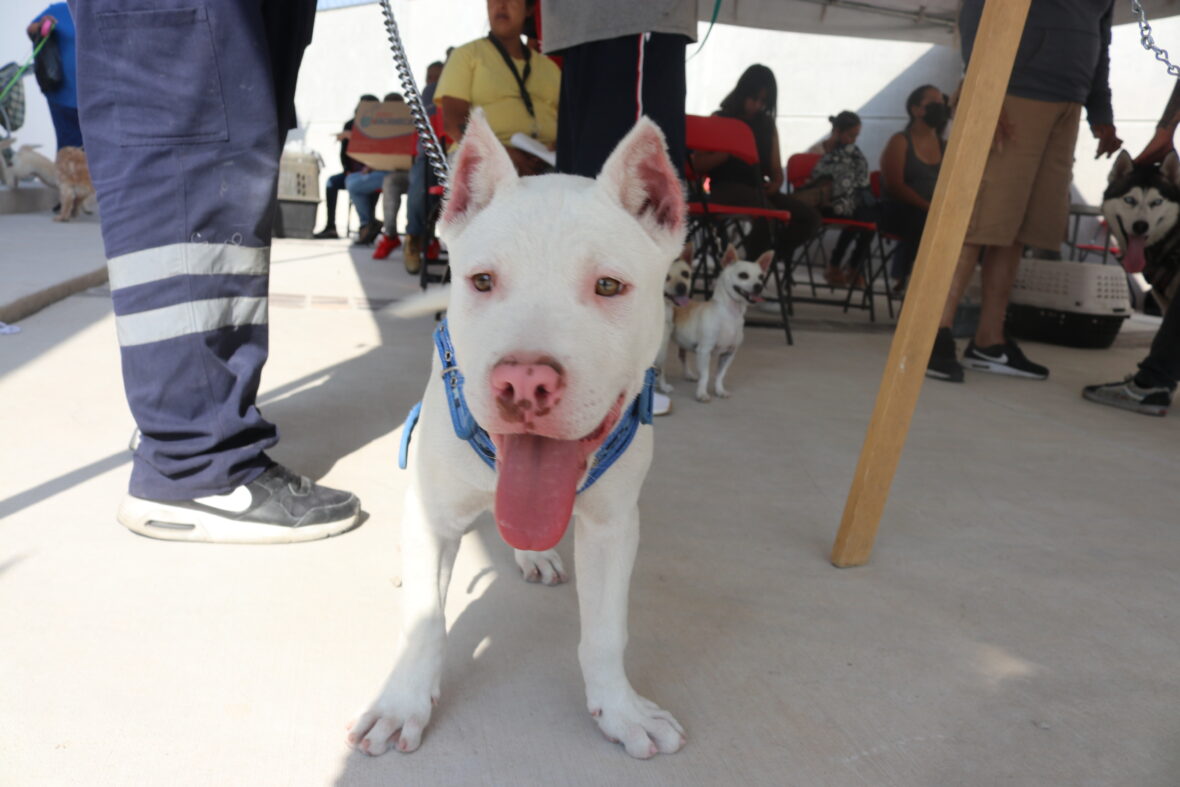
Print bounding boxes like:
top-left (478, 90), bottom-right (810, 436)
top-left (962, 358), bottom-right (1047, 380)
top-left (117, 496), bottom-right (360, 545)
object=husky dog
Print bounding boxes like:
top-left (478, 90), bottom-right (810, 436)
top-left (1102, 150), bottom-right (1180, 310)
top-left (348, 110), bottom-right (687, 758)
top-left (672, 244), bottom-right (771, 402)
top-left (656, 246), bottom-right (693, 393)
top-left (1082, 150), bottom-right (1180, 417)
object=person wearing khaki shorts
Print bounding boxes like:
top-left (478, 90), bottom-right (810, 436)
top-left (928, 0), bottom-right (1123, 383)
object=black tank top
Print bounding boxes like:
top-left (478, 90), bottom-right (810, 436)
top-left (903, 130), bottom-right (943, 202)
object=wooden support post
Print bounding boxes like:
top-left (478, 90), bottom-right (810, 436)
top-left (830, 0), bottom-right (1032, 568)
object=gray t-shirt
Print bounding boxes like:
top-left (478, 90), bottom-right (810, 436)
top-left (540, 0), bottom-right (698, 54)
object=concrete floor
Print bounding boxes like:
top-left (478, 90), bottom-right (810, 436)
top-left (1, 223), bottom-right (1177, 786)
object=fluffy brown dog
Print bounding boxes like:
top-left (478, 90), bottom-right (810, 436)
top-left (54, 146), bottom-right (96, 222)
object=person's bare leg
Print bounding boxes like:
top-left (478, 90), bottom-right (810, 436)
top-left (973, 242), bottom-right (1023, 347)
top-left (939, 243), bottom-right (984, 329)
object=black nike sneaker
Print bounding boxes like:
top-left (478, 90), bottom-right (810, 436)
top-left (117, 464), bottom-right (361, 544)
top-left (926, 327), bottom-right (964, 383)
top-left (962, 338), bottom-right (1048, 380)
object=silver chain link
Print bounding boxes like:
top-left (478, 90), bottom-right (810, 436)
top-left (379, 0), bottom-right (450, 188)
top-left (1132, 0), bottom-right (1180, 78)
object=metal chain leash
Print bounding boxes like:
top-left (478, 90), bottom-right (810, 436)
top-left (379, 0), bottom-right (450, 188)
top-left (1132, 0), bottom-right (1180, 78)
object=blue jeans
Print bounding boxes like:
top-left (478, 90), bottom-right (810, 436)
top-left (345, 170), bottom-right (386, 226)
top-left (47, 100), bottom-right (84, 149)
top-left (406, 153), bottom-right (428, 236)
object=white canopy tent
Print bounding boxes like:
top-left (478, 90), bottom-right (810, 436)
top-left (694, 0), bottom-right (1180, 42)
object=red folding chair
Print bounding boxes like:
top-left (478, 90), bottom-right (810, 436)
top-left (685, 114), bottom-right (793, 344)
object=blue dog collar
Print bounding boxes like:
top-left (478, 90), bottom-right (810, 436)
top-left (398, 319), bottom-right (654, 494)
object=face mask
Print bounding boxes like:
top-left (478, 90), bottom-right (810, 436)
top-left (923, 103), bottom-right (948, 129)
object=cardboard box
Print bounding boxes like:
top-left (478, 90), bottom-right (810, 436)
top-left (346, 100), bottom-right (417, 172)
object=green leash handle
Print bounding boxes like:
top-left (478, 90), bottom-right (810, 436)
top-left (0, 19), bottom-right (57, 106)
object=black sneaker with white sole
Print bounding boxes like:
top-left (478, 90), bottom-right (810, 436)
top-left (117, 464), bottom-right (361, 544)
top-left (926, 327), bottom-right (964, 383)
top-left (962, 339), bottom-right (1048, 380)
top-left (1082, 375), bottom-right (1171, 416)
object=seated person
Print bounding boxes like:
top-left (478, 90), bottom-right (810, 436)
top-left (809, 110), bottom-right (859, 156)
top-left (435, 0), bottom-right (559, 176)
top-left (691, 64), bottom-right (822, 266)
top-left (809, 110), bottom-right (875, 286)
top-left (315, 94), bottom-right (379, 239)
top-left (346, 93), bottom-right (411, 247)
top-left (879, 84), bottom-right (947, 291)
top-left (372, 93), bottom-right (413, 261)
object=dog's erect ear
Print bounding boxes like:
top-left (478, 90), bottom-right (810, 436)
top-left (1162, 151), bottom-right (1180, 186)
top-left (679, 243), bottom-right (693, 263)
top-left (755, 250), bottom-right (773, 272)
top-left (597, 117), bottom-right (686, 246)
top-left (721, 245), bottom-right (739, 267)
top-left (1109, 149), bottom-right (1134, 183)
top-left (439, 108), bottom-right (518, 233)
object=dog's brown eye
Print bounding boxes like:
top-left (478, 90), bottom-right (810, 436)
top-left (471, 273), bottom-right (494, 292)
top-left (595, 277), bottom-right (624, 297)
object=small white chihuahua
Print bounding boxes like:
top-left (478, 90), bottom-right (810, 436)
top-left (656, 245), bottom-right (693, 393)
top-left (673, 244), bottom-right (771, 402)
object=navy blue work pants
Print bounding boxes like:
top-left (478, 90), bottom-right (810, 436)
top-left (71, 0), bottom-right (316, 499)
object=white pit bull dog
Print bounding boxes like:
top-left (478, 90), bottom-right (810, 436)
top-left (673, 245), bottom-right (771, 402)
top-left (348, 110), bottom-right (687, 759)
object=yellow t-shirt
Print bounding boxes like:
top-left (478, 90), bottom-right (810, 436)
top-left (435, 38), bottom-right (560, 148)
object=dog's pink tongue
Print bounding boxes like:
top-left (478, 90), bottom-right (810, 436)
top-left (494, 434), bottom-right (584, 551)
top-left (1122, 235), bottom-right (1148, 274)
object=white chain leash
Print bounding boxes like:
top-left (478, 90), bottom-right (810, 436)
top-left (1132, 0), bottom-right (1180, 78)
top-left (378, 0), bottom-right (450, 188)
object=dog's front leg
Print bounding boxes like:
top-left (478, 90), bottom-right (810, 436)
top-left (576, 509), bottom-right (684, 758)
top-left (694, 346), bottom-right (714, 402)
top-left (349, 485), bottom-right (459, 756)
top-left (713, 350), bottom-right (736, 398)
top-left (679, 347), bottom-right (699, 382)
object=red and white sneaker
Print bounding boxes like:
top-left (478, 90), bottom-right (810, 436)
top-left (372, 233), bottom-right (401, 260)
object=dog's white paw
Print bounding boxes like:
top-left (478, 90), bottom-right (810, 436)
top-left (684, 371), bottom-right (700, 382)
top-left (347, 652), bottom-right (441, 756)
top-left (589, 690), bottom-right (685, 759)
top-left (657, 381), bottom-right (674, 394)
top-left (514, 548), bottom-right (568, 585)
top-left (715, 388), bottom-right (731, 399)
top-left (695, 392), bottom-right (711, 403)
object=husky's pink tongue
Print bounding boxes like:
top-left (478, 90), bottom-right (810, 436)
top-left (494, 434), bottom-right (586, 551)
top-left (1122, 235), bottom-right (1148, 274)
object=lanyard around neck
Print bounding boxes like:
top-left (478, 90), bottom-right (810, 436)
top-left (486, 33), bottom-right (535, 119)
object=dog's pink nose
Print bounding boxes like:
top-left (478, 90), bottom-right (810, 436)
top-left (491, 359), bottom-right (563, 416)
